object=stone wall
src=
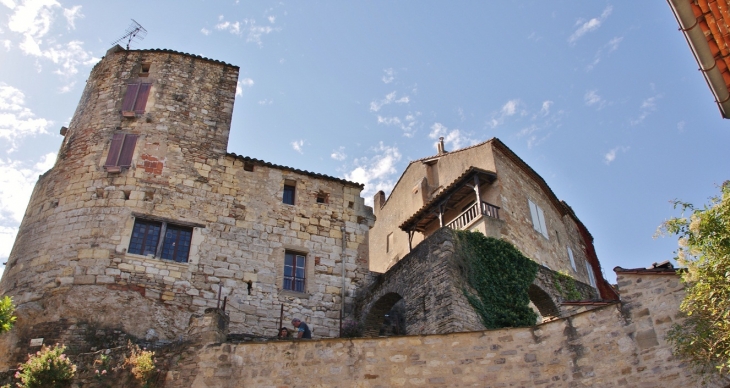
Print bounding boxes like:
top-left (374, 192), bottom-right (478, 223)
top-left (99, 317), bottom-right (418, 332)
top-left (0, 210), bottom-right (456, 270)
top-left (0, 46), bottom-right (374, 368)
top-left (161, 269), bottom-right (729, 387)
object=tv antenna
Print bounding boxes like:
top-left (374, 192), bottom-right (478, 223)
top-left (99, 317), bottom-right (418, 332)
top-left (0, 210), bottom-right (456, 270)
top-left (111, 19), bottom-right (147, 50)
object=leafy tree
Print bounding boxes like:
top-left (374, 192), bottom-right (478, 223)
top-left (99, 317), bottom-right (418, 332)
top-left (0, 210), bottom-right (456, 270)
top-left (660, 181), bottom-right (730, 377)
top-left (0, 295), bottom-right (16, 334)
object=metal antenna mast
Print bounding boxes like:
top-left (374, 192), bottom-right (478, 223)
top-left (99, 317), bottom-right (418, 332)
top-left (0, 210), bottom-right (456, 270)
top-left (111, 19), bottom-right (147, 49)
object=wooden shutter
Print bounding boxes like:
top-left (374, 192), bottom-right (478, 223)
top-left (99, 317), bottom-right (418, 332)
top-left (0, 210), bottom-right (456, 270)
top-left (122, 83), bottom-right (139, 112)
top-left (536, 206), bottom-right (548, 239)
top-left (568, 246), bottom-right (576, 271)
top-left (118, 134), bottom-right (138, 167)
top-left (134, 83), bottom-right (151, 113)
top-left (104, 133), bottom-right (125, 167)
top-left (528, 200), bottom-right (540, 232)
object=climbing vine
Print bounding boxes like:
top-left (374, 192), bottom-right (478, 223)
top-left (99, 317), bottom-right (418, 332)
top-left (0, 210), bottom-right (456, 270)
top-left (453, 230), bottom-right (539, 329)
top-left (552, 271), bottom-right (582, 301)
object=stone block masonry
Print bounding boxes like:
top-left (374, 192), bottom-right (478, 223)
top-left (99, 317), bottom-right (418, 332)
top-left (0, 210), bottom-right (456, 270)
top-left (0, 46), bottom-right (374, 368)
top-left (163, 269), bottom-right (729, 387)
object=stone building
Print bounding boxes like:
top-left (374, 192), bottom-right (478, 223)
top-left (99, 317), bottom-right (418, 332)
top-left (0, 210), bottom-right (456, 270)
top-left (369, 138), bottom-right (618, 302)
top-left (0, 45), bottom-right (374, 365)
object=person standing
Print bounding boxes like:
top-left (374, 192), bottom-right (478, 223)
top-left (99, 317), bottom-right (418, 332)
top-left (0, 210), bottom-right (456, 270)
top-left (291, 318), bottom-right (311, 339)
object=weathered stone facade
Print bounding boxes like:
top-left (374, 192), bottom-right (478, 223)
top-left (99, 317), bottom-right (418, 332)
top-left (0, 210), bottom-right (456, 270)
top-left (159, 268), bottom-right (728, 388)
top-left (0, 46), bottom-right (374, 367)
top-left (369, 139), bottom-right (616, 302)
top-left (356, 228), bottom-right (597, 337)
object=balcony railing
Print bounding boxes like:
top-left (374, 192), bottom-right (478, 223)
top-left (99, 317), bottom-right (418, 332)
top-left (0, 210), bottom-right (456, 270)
top-left (445, 201), bottom-right (500, 230)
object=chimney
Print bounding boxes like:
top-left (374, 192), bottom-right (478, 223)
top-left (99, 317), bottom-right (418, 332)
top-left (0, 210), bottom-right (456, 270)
top-left (373, 190), bottom-right (386, 215)
top-left (437, 137), bottom-right (446, 155)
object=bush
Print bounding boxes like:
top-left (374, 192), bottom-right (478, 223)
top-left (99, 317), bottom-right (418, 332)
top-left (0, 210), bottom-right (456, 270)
top-left (124, 343), bottom-right (157, 388)
top-left (0, 295), bottom-right (16, 334)
top-left (14, 344), bottom-right (76, 388)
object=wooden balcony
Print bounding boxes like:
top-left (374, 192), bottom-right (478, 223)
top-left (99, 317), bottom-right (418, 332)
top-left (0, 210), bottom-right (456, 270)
top-left (445, 201), bottom-right (500, 230)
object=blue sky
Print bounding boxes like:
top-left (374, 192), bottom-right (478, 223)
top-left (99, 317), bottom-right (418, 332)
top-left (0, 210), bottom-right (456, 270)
top-left (0, 1), bottom-right (728, 283)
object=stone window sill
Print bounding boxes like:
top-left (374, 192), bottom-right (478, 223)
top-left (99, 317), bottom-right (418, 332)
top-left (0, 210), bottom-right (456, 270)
top-left (279, 289), bottom-right (310, 299)
top-left (124, 252), bottom-right (190, 268)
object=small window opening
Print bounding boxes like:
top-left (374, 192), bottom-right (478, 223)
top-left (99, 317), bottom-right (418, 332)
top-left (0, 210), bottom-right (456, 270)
top-left (348, 201), bottom-right (354, 209)
top-left (243, 162), bottom-right (254, 172)
top-left (316, 192), bottom-right (328, 204)
top-left (123, 190), bottom-right (131, 200)
top-left (140, 63), bottom-right (151, 76)
top-left (386, 232), bottom-right (394, 253)
top-left (246, 281), bottom-right (253, 295)
top-left (283, 182), bottom-right (296, 205)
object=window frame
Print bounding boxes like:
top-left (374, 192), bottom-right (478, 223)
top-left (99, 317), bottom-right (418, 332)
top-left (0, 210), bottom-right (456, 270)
top-left (567, 246), bottom-right (576, 272)
top-left (585, 261), bottom-right (597, 288)
top-left (528, 199), bottom-right (549, 239)
top-left (283, 251), bottom-right (306, 293)
top-left (128, 217), bottom-right (193, 263)
top-left (283, 183), bottom-right (296, 205)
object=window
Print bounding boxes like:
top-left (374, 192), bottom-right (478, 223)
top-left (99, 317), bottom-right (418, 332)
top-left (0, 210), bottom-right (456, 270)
top-left (128, 218), bottom-right (193, 263)
top-left (283, 184), bottom-right (295, 205)
top-left (386, 232), bottom-right (394, 253)
top-left (567, 246), bottom-right (576, 272)
top-left (585, 261), bottom-right (597, 288)
top-left (316, 192), bottom-right (328, 204)
top-left (121, 83), bottom-right (151, 116)
top-left (243, 162), bottom-right (254, 172)
top-left (283, 252), bottom-right (306, 292)
top-left (104, 133), bottom-right (138, 172)
top-left (528, 199), bottom-right (549, 239)
top-left (139, 63), bottom-right (151, 76)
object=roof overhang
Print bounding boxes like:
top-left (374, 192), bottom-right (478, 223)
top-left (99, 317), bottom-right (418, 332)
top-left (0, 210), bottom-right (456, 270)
top-left (667, 0), bottom-right (730, 119)
top-left (399, 167), bottom-right (497, 232)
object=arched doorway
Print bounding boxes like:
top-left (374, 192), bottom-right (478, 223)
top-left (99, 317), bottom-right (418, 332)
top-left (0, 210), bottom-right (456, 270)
top-left (528, 284), bottom-right (560, 321)
top-left (362, 292), bottom-right (403, 337)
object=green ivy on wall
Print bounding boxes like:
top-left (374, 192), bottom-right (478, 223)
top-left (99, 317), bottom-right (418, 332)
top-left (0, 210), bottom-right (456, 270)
top-left (452, 230), bottom-right (539, 329)
top-left (552, 271), bottom-right (582, 301)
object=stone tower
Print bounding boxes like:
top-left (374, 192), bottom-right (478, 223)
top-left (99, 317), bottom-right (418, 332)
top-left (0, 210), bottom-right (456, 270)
top-left (0, 46), bottom-right (240, 363)
top-left (0, 45), bottom-right (375, 367)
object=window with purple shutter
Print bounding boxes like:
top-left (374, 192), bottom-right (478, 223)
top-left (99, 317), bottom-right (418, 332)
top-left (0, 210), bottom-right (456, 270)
top-left (104, 133), bottom-right (138, 171)
top-left (128, 218), bottom-right (194, 263)
top-left (121, 83), bottom-right (151, 115)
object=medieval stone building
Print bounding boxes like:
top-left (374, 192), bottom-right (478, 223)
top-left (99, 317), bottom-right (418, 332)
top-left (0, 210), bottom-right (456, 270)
top-left (3, 45), bottom-right (713, 388)
top-left (0, 45), bottom-right (374, 365)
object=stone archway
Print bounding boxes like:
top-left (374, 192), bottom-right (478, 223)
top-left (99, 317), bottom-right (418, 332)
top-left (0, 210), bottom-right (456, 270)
top-left (528, 284), bottom-right (560, 320)
top-left (362, 292), bottom-right (403, 336)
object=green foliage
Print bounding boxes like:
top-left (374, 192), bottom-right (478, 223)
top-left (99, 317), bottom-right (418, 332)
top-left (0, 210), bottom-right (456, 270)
top-left (553, 272), bottom-right (581, 301)
top-left (659, 182), bottom-right (730, 378)
top-left (453, 230), bottom-right (539, 329)
top-left (14, 344), bottom-right (76, 388)
top-left (124, 343), bottom-right (157, 388)
top-left (0, 296), bottom-right (16, 334)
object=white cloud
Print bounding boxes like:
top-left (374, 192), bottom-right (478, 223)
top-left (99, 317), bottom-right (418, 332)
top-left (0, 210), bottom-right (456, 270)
top-left (568, 6), bottom-right (612, 44)
top-left (291, 139), bottom-right (304, 154)
top-left (369, 91), bottom-right (409, 112)
top-left (540, 100), bottom-right (553, 115)
top-left (62, 5), bottom-right (81, 30)
top-left (677, 120), bottom-right (686, 132)
top-left (382, 68), bottom-right (394, 84)
top-left (2, 1), bottom-right (97, 81)
top-left (587, 36), bottom-right (624, 71)
top-left (258, 99), bottom-right (273, 105)
top-left (345, 142), bottom-right (401, 205)
top-left (236, 77), bottom-right (254, 96)
top-left (214, 17), bottom-right (280, 46)
top-left (604, 146), bottom-right (629, 165)
top-left (584, 90), bottom-right (604, 107)
top-left (2, 40), bottom-right (11, 51)
top-left (487, 99), bottom-right (523, 128)
top-left (375, 111), bottom-right (420, 137)
top-left (0, 84), bottom-right (52, 150)
top-left (631, 95), bottom-right (661, 125)
top-left (201, 28), bottom-right (211, 36)
top-left (330, 147), bottom-right (346, 161)
top-left (428, 122), bottom-right (476, 151)
top-left (268, 16), bottom-right (276, 24)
